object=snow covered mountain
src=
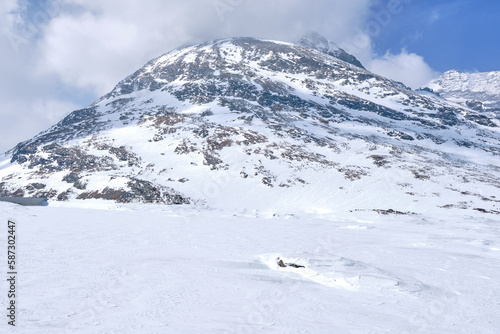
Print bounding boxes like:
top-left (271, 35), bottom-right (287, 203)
top-left (428, 69), bottom-right (500, 111)
top-left (1, 37), bottom-right (499, 214)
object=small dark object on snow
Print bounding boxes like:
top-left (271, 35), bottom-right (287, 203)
top-left (277, 258), bottom-right (305, 268)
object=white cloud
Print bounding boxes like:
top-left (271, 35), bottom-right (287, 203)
top-left (367, 50), bottom-right (439, 89)
top-left (429, 9), bottom-right (440, 23)
top-left (0, 98), bottom-right (80, 154)
top-left (0, 1), bottom-right (85, 153)
top-left (0, 0), bottom-right (15, 10)
top-left (36, 0), bottom-right (372, 95)
top-left (38, 13), bottom-right (142, 94)
top-left (32, 98), bottom-right (80, 125)
top-left (0, 0), bottom-right (18, 19)
top-left (1, 0), bottom-right (22, 43)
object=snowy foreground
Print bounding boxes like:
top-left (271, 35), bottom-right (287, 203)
top-left (1, 201), bottom-right (499, 333)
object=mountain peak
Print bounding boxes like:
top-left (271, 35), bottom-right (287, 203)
top-left (298, 32), bottom-right (365, 69)
top-left (298, 32), bottom-right (334, 54)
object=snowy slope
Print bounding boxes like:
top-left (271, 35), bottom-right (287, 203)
top-left (428, 70), bottom-right (500, 110)
top-left (0, 37), bottom-right (499, 216)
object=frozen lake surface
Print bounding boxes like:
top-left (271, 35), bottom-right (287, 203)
top-left (1, 201), bottom-right (499, 333)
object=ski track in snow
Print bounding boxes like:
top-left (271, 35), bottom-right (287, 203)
top-left (1, 201), bottom-right (499, 333)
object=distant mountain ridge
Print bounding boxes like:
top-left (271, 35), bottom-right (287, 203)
top-left (428, 69), bottom-right (500, 111)
top-left (0, 36), bottom-right (499, 214)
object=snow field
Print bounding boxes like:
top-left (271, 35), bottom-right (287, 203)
top-left (1, 202), bottom-right (499, 333)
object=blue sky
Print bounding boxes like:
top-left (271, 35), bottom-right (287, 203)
top-left (0, 0), bottom-right (498, 153)
top-left (370, 0), bottom-right (500, 72)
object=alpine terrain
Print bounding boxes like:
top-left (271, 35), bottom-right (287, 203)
top-left (1, 35), bottom-right (500, 333)
top-left (1, 36), bottom-right (499, 214)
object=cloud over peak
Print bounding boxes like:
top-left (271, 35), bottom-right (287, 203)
top-left (368, 49), bottom-right (439, 89)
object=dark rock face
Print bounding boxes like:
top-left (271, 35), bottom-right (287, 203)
top-left (63, 172), bottom-right (87, 190)
top-left (77, 179), bottom-right (190, 204)
top-left (466, 100), bottom-right (485, 111)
